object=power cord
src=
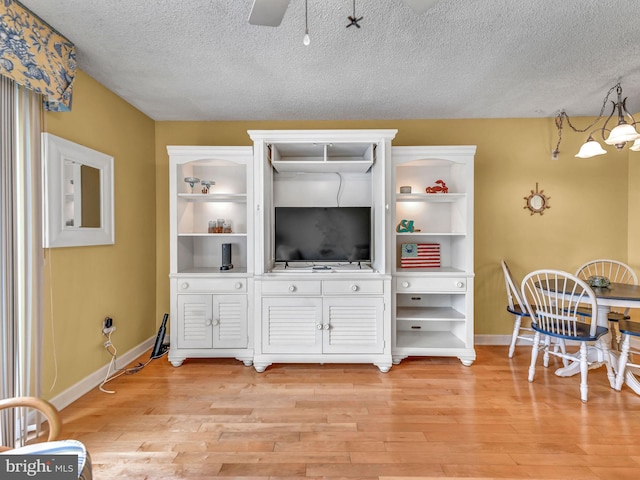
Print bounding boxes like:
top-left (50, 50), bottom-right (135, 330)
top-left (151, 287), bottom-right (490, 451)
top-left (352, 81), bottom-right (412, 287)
top-left (99, 330), bottom-right (168, 394)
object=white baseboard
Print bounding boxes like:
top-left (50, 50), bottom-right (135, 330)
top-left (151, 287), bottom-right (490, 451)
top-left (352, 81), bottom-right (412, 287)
top-left (474, 334), bottom-right (512, 345)
top-left (49, 336), bottom-right (155, 411)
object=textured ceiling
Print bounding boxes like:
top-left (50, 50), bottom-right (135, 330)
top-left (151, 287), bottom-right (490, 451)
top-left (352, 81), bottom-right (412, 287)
top-left (18, 0), bottom-right (640, 121)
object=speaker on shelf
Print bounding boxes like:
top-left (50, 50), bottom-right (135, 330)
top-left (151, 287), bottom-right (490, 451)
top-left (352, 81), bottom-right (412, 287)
top-left (221, 243), bottom-right (233, 270)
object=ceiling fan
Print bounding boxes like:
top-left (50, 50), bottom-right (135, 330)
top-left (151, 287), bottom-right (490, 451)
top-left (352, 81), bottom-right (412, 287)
top-left (249, 0), bottom-right (439, 27)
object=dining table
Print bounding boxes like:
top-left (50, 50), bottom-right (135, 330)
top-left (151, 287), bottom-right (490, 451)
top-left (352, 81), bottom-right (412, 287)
top-left (550, 282), bottom-right (640, 394)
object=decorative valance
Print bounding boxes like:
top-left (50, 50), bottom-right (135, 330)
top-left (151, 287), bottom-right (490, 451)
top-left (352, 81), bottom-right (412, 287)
top-left (0, 0), bottom-right (76, 111)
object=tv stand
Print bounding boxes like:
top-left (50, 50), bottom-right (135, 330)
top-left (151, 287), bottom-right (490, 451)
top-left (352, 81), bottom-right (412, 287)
top-left (250, 129), bottom-right (397, 372)
top-left (167, 131), bottom-right (475, 373)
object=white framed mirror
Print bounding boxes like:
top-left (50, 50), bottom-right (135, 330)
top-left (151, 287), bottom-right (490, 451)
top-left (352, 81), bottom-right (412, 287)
top-left (42, 133), bottom-right (114, 248)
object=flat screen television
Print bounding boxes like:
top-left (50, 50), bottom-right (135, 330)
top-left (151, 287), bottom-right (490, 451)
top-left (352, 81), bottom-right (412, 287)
top-left (274, 207), bottom-right (371, 264)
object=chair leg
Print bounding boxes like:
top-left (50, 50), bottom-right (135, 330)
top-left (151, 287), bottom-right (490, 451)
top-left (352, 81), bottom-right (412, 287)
top-left (557, 339), bottom-right (569, 367)
top-left (528, 332), bottom-right (541, 382)
top-left (599, 338), bottom-right (616, 389)
top-left (609, 320), bottom-right (621, 351)
top-left (543, 335), bottom-right (551, 368)
top-left (508, 315), bottom-right (522, 358)
top-left (616, 335), bottom-right (631, 391)
top-left (579, 343), bottom-right (589, 403)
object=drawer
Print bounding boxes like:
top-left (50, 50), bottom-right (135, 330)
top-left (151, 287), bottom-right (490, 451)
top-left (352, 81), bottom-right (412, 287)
top-left (261, 280), bottom-right (322, 295)
top-left (177, 278), bottom-right (247, 293)
top-left (396, 277), bottom-right (467, 293)
top-left (323, 280), bottom-right (384, 295)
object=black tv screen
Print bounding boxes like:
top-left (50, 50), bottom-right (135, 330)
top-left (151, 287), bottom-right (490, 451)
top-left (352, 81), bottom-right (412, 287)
top-left (274, 207), bottom-right (371, 263)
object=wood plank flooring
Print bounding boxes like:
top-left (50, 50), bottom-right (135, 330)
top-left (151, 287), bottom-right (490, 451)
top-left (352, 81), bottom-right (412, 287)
top-left (59, 346), bottom-right (640, 479)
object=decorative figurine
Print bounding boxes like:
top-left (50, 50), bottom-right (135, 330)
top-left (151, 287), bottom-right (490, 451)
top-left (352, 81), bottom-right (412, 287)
top-left (201, 179), bottom-right (215, 194)
top-left (184, 176), bottom-right (200, 193)
top-left (425, 179), bottom-right (448, 194)
top-left (396, 219), bottom-right (421, 233)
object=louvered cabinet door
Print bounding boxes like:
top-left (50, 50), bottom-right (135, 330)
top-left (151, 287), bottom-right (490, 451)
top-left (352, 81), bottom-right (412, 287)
top-left (177, 294), bottom-right (213, 349)
top-left (322, 297), bottom-right (384, 354)
top-left (262, 297), bottom-right (323, 354)
top-left (212, 295), bottom-right (248, 349)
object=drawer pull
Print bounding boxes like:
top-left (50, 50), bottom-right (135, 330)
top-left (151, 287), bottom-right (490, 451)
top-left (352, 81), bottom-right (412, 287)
top-left (402, 281), bottom-right (410, 288)
top-left (411, 325), bottom-right (422, 329)
top-left (181, 282), bottom-right (189, 290)
top-left (351, 284), bottom-right (359, 292)
top-left (235, 282), bottom-right (243, 289)
top-left (289, 285), bottom-right (296, 292)
top-left (456, 281), bottom-right (464, 288)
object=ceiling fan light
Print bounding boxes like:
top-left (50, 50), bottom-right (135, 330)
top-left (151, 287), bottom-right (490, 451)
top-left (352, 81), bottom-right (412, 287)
top-left (604, 123), bottom-right (640, 145)
top-left (575, 139), bottom-right (607, 158)
top-left (630, 138), bottom-right (640, 152)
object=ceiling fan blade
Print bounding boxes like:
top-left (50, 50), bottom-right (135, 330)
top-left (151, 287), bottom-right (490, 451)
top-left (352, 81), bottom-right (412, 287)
top-left (403, 0), bottom-right (439, 13)
top-left (248, 0), bottom-right (291, 27)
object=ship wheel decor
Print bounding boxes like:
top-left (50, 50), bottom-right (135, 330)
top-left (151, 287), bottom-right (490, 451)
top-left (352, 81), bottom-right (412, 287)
top-left (524, 182), bottom-right (550, 215)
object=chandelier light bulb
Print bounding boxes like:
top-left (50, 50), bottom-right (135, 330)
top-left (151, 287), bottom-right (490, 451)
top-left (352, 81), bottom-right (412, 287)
top-left (604, 122), bottom-right (640, 145)
top-left (575, 137), bottom-right (607, 158)
top-left (303, 30), bottom-right (310, 46)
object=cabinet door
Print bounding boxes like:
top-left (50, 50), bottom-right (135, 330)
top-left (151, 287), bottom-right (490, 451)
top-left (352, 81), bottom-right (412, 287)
top-left (323, 297), bottom-right (384, 354)
top-left (212, 295), bottom-right (248, 349)
top-left (262, 297), bottom-right (322, 354)
top-left (177, 294), bottom-right (213, 349)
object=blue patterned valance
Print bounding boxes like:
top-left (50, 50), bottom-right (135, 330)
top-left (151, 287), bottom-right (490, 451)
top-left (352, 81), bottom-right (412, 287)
top-left (0, 0), bottom-right (76, 111)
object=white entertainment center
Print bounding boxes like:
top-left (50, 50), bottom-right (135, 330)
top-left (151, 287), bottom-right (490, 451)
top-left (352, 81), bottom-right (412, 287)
top-left (167, 130), bottom-right (476, 371)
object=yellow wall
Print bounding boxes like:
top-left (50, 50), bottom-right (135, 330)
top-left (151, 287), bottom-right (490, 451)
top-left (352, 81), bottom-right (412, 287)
top-left (42, 71), bottom-right (157, 399)
top-left (154, 118), bottom-right (632, 337)
top-left (41, 70), bottom-right (636, 399)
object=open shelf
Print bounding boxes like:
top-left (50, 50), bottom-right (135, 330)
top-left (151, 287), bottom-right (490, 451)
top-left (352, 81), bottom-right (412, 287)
top-left (179, 193), bottom-right (247, 202)
top-left (396, 193), bottom-right (466, 202)
top-left (395, 330), bottom-right (466, 349)
top-left (396, 306), bottom-right (465, 321)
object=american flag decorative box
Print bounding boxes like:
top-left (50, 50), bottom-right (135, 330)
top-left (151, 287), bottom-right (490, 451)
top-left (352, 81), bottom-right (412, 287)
top-left (401, 243), bottom-right (440, 268)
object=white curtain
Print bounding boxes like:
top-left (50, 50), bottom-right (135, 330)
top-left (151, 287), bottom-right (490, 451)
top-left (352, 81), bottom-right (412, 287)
top-left (0, 75), bottom-right (44, 447)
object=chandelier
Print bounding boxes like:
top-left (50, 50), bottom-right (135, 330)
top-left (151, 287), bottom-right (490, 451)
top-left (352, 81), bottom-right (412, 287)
top-left (552, 83), bottom-right (640, 159)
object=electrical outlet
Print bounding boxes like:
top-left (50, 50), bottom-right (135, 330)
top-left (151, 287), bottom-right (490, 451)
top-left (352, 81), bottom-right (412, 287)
top-left (102, 317), bottom-right (115, 335)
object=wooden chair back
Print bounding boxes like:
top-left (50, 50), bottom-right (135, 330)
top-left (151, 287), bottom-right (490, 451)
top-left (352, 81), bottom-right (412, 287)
top-left (521, 269), bottom-right (599, 337)
top-left (0, 396), bottom-right (61, 452)
top-left (575, 259), bottom-right (638, 285)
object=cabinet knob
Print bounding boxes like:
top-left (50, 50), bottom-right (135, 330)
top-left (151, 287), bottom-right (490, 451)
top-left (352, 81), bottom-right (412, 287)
top-left (212, 318), bottom-right (220, 326)
top-left (351, 284), bottom-right (359, 292)
top-left (402, 281), bottom-right (410, 288)
top-left (323, 324), bottom-right (330, 330)
top-left (235, 282), bottom-right (243, 289)
top-left (289, 285), bottom-right (296, 292)
top-left (181, 282), bottom-right (189, 290)
top-left (205, 318), bottom-right (212, 326)
top-left (456, 281), bottom-right (464, 288)
top-left (316, 323), bottom-right (323, 330)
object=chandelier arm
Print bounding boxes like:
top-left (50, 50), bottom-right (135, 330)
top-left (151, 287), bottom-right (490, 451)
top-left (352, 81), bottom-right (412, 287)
top-left (563, 83), bottom-right (620, 133)
top-left (598, 102), bottom-right (619, 141)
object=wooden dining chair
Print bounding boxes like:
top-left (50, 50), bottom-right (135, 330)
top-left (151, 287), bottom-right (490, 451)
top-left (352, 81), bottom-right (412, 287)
top-left (575, 259), bottom-right (638, 346)
top-left (521, 269), bottom-right (615, 402)
top-left (502, 260), bottom-right (566, 364)
top-left (615, 318), bottom-right (640, 394)
top-left (0, 396), bottom-right (92, 478)
top-left (501, 259), bottom-right (544, 359)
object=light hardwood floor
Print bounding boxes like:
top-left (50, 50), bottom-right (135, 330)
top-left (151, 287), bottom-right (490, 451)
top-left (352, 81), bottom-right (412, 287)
top-left (59, 346), bottom-right (640, 479)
